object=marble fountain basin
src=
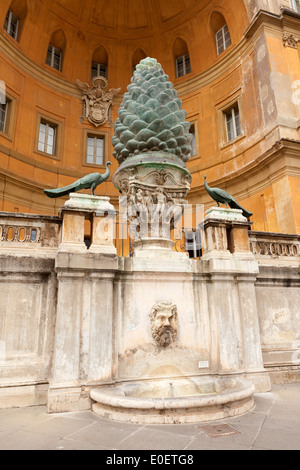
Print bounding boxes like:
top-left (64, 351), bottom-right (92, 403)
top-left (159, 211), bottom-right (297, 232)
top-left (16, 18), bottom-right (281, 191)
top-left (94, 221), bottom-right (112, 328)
top-left (90, 376), bottom-right (255, 424)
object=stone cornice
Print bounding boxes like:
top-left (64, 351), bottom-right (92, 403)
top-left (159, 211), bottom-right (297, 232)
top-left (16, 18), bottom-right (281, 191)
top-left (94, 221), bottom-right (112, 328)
top-left (177, 9), bottom-right (300, 98)
top-left (244, 8), bottom-right (300, 44)
top-left (187, 138), bottom-right (300, 201)
top-left (244, 10), bottom-right (282, 39)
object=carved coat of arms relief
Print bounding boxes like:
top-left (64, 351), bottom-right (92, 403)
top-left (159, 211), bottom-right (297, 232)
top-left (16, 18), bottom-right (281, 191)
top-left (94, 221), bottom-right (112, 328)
top-left (77, 76), bottom-right (121, 127)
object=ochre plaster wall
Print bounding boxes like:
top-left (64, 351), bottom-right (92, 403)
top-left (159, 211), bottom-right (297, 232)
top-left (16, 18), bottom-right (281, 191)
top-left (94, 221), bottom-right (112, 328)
top-left (0, 0), bottom-right (299, 234)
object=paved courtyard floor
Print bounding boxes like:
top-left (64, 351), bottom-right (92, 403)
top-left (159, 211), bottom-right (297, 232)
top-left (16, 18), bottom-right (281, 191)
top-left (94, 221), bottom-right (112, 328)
top-left (0, 383), bottom-right (299, 451)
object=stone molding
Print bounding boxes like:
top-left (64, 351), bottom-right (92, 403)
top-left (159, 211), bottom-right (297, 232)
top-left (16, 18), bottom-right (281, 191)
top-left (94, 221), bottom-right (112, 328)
top-left (188, 138), bottom-right (300, 200)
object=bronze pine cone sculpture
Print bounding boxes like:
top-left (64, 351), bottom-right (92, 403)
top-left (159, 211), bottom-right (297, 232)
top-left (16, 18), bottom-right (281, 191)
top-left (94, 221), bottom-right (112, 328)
top-left (112, 58), bottom-right (192, 165)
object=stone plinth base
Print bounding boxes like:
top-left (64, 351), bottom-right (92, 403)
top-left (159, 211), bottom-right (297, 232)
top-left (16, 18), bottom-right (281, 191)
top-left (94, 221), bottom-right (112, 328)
top-left (0, 384), bottom-right (48, 409)
top-left (205, 206), bottom-right (247, 222)
top-left (47, 386), bottom-right (92, 413)
top-left (132, 237), bottom-right (187, 259)
top-left (61, 193), bottom-right (114, 213)
top-left (245, 371), bottom-right (272, 392)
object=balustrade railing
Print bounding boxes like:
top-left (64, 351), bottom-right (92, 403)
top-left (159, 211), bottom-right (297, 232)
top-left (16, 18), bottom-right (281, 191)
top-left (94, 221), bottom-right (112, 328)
top-left (1, 212), bottom-right (299, 260)
top-left (0, 212), bottom-right (61, 249)
top-left (249, 231), bottom-right (300, 258)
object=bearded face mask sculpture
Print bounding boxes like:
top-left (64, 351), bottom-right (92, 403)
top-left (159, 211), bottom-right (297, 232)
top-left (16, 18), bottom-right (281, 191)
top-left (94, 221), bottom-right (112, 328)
top-left (150, 300), bottom-right (178, 348)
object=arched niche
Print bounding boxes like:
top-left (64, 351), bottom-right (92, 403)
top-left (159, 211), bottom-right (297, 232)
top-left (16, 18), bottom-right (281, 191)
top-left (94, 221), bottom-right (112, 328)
top-left (172, 37), bottom-right (191, 78)
top-left (49, 29), bottom-right (66, 52)
top-left (6, 0), bottom-right (28, 40)
top-left (46, 29), bottom-right (66, 71)
top-left (210, 11), bottom-right (227, 33)
top-left (132, 48), bottom-right (147, 70)
top-left (91, 45), bottom-right (109, 79)
top-left (210, 11), bottom-right (231, 56)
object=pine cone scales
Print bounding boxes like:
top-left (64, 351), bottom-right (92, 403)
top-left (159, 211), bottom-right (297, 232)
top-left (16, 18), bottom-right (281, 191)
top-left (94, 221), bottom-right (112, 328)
top-left (113, 58), bottom-right (192, 164)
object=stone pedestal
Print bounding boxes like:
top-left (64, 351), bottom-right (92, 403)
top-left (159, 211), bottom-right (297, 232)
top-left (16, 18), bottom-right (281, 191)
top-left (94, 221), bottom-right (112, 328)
top-left (132, 237), bottom-right (188, 259)
top-left (201, 206), bottom-right (251, 257)
top-left (59, 210), bottom-right (87, 253)
top-left (58, 193), bottom-right (117, 255)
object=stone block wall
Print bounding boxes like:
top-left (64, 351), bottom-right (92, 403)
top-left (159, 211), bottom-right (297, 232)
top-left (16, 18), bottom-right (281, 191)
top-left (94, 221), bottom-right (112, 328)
top-left (249, 230), bottom-right (300, 382)
top-left (0, 212), bottom-right (61, 407)
top-left (0, 211), bottom-right (299, 410)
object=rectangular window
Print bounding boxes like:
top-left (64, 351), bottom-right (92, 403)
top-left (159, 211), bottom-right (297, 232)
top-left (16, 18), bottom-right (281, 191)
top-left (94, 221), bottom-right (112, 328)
top-left (38, 120), bottom-right (57, 155)
top-left (46, 45), bottom-right (62, 71)
top-left (224, 105), bottom-right (241, 142)
top-left (4, 10), bottom-right (19, 40)
top-left (0, 103), bottom-right (8, 133)
top-left (0, 96), bottom-right (14, 137)
top-left (291, 0), bottom-right (300, 13)
top-left (176, 54), bottom-right (191, 78)
top-left (216, 24), bottom-right (231, 55)
top-left (86, 135), bottom-right (104, 165)
top-left (91, 62), bottom-right (107, 80)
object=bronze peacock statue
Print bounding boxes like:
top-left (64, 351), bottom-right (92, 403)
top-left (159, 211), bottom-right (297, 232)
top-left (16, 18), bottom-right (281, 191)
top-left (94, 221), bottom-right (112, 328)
top-left (44, 161), bottom-right (112, 198)
top-left (204, 175), bottom-right (253, 218)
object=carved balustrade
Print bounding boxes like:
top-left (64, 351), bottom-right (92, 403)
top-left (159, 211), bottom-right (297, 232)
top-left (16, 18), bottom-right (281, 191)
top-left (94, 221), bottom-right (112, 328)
top-left (0, 212), bottom-right (61, 249)
top-left (249, 231), bottom-right (300, 258)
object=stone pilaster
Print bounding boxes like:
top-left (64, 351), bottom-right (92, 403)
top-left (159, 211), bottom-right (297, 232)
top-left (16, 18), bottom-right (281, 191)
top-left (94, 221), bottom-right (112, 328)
top-left (48, 194), bottom-right (118, 412)
top-left (47, 252), bottom-right (118, 413)
top-left (201, 207), bottom-right (271, 391)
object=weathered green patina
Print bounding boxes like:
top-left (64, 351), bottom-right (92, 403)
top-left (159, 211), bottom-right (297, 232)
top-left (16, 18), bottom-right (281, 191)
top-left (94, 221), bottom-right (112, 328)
top-left (44, 162), bottom-right (112, 198)
top-left (111, 57), bottom-right (193, 242)
top-left (204, 175), bottom-right (253, 218)
top-left (112, 57), bottom-right (192, 165)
